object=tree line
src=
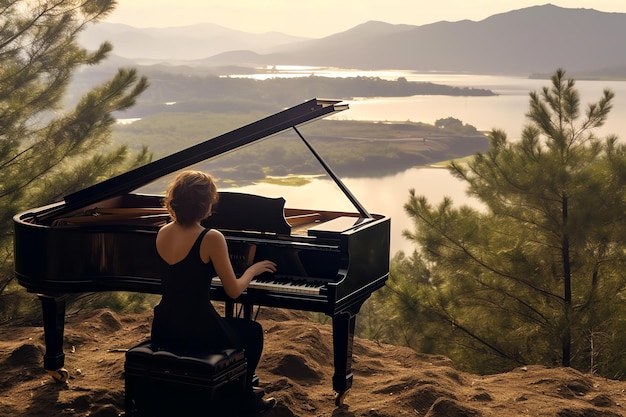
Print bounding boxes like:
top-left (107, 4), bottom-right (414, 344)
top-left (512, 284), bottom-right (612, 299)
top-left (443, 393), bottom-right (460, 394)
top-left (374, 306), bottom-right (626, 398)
top-left (73, 68), bottom-right (496, 119)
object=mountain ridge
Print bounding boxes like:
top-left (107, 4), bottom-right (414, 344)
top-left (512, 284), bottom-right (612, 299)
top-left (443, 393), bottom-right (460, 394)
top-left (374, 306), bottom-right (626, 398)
top-left (82, 4), bottom-right (626, 76)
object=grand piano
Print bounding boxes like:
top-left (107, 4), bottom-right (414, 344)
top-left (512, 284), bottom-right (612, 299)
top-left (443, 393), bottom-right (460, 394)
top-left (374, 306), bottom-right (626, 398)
top-left (13, 98), bottom-right (390, 405)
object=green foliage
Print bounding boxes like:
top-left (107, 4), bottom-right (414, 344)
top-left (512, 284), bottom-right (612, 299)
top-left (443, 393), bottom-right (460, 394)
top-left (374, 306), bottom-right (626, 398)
top-left (0, 0), bottom-right (150, 322)
top-left (435, 117), bottom-right (479, 134)
top-left (382, 69), bottom-right (626, 377)
top-left (358, 251), bottom-right (433, 349)
top-left (70, 292), bottom-right (161, 315)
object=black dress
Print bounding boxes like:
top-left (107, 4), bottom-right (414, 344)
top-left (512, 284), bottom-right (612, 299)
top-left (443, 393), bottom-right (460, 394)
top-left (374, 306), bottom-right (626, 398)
top-left (151, 228), bottom-right (263, 386)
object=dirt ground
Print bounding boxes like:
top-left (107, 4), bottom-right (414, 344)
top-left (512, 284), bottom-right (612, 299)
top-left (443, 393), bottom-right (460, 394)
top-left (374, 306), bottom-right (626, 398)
top-left (1, 307), bottom-right (626, 417)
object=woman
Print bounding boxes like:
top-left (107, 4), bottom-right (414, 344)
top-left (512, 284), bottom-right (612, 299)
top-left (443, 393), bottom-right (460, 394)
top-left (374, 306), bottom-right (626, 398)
top-left (151, 170), bottom-right (277, 414)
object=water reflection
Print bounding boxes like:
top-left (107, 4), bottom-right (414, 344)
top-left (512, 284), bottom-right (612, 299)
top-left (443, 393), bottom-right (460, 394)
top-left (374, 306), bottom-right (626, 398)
top-left (224, 167), bottom-right (483, 256)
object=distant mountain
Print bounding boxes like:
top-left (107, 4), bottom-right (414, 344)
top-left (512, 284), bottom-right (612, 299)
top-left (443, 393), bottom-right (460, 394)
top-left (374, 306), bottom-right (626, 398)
top-left (79, 22), bottom-right (307, 60)
top-left (259, 4), bottom-right (626, 75)
top-left (83, 5), bottom-right (626, 76)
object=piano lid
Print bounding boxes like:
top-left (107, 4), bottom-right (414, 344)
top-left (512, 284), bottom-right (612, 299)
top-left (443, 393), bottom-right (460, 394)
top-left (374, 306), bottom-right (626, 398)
top-left (63, 98), bottom-right (348, 210)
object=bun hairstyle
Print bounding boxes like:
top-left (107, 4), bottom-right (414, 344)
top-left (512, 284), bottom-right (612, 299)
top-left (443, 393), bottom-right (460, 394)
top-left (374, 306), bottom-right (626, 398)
top-left (164, 171), bottom-right (219, 226)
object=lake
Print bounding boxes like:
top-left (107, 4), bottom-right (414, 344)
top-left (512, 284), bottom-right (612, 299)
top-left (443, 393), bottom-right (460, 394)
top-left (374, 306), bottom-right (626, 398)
top-left (222, 167), bottom-right (482, 256)
top-left (232, 67), bottom-right (626, 140)
top-left (220, 69), bottom-right (626, 256)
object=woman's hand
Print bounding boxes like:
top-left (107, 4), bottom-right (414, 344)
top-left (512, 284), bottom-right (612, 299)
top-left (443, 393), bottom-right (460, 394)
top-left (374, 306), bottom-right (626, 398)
top-left (246, 260), bottom-right (277, 277)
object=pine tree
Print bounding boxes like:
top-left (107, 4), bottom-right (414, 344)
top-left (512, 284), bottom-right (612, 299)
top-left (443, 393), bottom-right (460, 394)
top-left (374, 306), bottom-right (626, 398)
top-left (400, 69), bottom-right (626, 376)
top-left (0, 0), bottom-right (150, 321)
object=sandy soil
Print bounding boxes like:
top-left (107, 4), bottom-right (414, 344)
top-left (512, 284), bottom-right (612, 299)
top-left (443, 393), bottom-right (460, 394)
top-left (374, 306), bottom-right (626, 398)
top-left (1, 307), bottom-right (626, 417)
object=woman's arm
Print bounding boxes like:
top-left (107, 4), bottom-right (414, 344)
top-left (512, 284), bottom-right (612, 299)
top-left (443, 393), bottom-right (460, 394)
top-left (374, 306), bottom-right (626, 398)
top-left (203, 229), bottom-right (276, 299)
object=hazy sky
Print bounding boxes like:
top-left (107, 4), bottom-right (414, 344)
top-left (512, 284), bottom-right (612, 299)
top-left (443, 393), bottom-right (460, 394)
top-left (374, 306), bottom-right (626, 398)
top-left (107, 1), bottom-right (626, 38)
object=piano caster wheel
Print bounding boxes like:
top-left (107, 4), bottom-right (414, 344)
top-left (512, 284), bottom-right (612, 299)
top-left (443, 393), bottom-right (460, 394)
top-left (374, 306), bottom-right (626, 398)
top-left (335, 390), bottom-right (349, 406)
top-left (47, 368), bottom-right (69, 383)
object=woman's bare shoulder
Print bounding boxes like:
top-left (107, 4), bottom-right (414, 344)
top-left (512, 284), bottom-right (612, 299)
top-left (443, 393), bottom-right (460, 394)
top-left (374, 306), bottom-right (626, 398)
top-left (156, 222), bottom-right (174, 240)
top-left (199, 228), bottom-right (227, 263)
top-left (201, 228), bottom-right (226, 247)
top-left (204, 228), bottom-right (224, 238)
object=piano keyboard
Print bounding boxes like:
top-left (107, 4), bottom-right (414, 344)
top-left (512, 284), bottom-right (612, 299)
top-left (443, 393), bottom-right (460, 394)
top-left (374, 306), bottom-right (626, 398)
top-left (211, 276), bottom-right (326, 295)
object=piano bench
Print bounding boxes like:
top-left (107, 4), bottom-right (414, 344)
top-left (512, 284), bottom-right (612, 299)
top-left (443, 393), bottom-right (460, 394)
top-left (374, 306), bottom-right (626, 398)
top-left (124, 340), bottom-right (247, 417)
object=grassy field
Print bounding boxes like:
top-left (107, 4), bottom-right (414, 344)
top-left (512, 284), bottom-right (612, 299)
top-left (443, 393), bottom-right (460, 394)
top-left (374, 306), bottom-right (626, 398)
top-left (113, 112), bottom-right (489, 184)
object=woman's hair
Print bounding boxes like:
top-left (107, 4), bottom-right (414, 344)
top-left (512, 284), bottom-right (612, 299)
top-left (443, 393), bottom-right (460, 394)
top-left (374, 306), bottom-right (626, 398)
top-left (163, 171), bottom-right (219, 226)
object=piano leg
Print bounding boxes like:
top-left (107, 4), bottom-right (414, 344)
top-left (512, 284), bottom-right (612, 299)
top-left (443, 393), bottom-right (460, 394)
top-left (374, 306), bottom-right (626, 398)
top-left (223, 301), bottom-right (253, 319)
top-left (224, 300), bottom-right (235, 317)
top-left (331, 311), bottom-right (356, 406)
top-left (38, 294), bottom-right (69, 383)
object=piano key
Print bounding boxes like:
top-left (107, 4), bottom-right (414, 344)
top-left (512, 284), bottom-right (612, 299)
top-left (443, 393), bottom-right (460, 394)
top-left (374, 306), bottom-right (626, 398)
top-left (211, 276), bottom-right (325, 295)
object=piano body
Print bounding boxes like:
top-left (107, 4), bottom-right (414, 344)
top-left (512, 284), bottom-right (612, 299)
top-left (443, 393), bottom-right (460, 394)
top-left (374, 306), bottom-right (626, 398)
top-left (13, 98), bottom-right (390, 405)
